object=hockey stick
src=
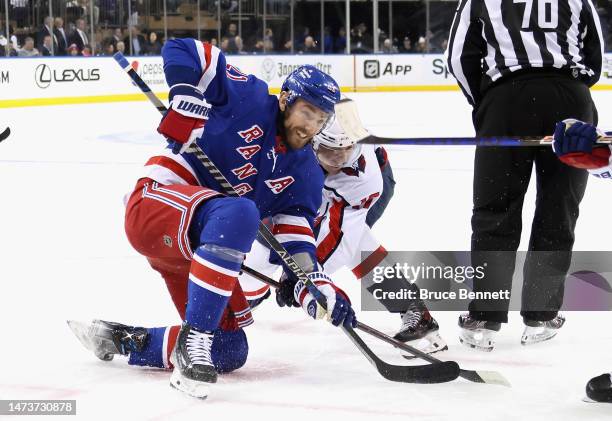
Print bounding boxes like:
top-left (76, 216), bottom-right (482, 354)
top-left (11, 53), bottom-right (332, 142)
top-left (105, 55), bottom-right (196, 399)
top-left (241, 265), bottom-right (510, 387)
top-left (0, 127), bottom-right (10, 143)
top-left (113, 52), bottom-right (460, 384)
top-left (335, 98), bottom-right (612, 147)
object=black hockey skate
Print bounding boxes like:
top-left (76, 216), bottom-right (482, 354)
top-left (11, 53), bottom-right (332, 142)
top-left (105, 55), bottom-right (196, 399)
top-left (169, 322), bottom-right (217, 399)
top-left (585, 373), bottom-right (612, 403)
top-left (458, 313), bottom-right (501, 352)
top-left (521, 314), bottom-right (565, 345)
top-left (67, 320), bottom-right (148, 361)
top-left (393, 310), bottom-right (448, 359)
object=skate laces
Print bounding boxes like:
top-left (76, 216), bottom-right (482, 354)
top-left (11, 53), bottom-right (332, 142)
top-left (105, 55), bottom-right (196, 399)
top-left (400, 311), bottom-right (422, 332)
top-left (186, 330), bottom-right (213, 366)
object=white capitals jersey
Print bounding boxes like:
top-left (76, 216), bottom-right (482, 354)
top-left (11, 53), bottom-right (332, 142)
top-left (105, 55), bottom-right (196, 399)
top-left (239, 145), bottom-right (388, 300)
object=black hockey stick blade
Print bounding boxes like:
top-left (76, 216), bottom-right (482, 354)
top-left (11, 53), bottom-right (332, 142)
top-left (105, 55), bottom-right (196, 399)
top-left (0, 127), bottom-right (10, 143)
top-left (343, 327), bottom-right (460, 384)
top-left (355, 322), bottom-right (510, 387)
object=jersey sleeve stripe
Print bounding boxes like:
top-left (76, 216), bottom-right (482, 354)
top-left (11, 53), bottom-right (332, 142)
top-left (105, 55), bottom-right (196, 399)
top-left (145, 155), bottom-right (199, 186)
top-left (351, 245), bottom-right (388, 279)
top-left (195, 41), bottom-right (221, 93)
top-left (273, 224), bottom-right (314, 238)
top-left (316, 200), bottom-right (345, 265)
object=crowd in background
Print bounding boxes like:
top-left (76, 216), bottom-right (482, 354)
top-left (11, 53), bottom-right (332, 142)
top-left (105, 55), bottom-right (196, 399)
top-left (1, 0), bottom-right (611, 57)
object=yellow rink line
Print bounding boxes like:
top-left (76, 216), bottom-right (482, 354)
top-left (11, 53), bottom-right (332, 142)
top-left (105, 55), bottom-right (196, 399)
top-left (1, 84), bottom-right (611, 108)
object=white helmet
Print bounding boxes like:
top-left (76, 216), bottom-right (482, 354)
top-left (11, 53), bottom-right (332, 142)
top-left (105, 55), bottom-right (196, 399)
top-left (313, 115), bottom-right (360, 170)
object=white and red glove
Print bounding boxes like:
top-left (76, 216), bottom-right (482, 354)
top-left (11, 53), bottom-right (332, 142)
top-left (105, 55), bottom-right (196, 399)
top-left (157, 84), bottom-right (208, 154)
top-left (553, 119), bottom-right (611, 169)
top-left (294, 272), bottom-right (357, 328)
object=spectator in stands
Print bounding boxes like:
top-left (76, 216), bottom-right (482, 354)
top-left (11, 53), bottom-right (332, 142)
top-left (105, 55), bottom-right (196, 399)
top-left (264, 28), bottom-right (274, 51)
top-left (234, 36), bottom-right (244, 54)
top-left (142, 31), bottom-right (162, 55)
top-left (112, 28), bottom-right (123, 47)
top-left (54, 18), bottom-right (69, 56)
top-left (335, 27), bottom-right (347, 53)
top-left (323, 26), bottom-right (333, 54)
top-left (210, 38), bottom-right (218, 47)
top-left (81, 0), bottom-right (100, 25)
top-left (0, 35), bottom-right (17, 57)
top-left (116, 41), bottom-right (126, 54)
top-left (37, 16), bottom-right (56, 53)
top-left (220, 36), bottom-right (230, 53)
top-left (100, 39), bottom-right (115, 56)
top-left (81, 45), bottom-right (92, 56)
top-left (225, 22), bottom-right (238, 38)
top-left (124, 26), bottom-right (145, 55)
top-left (381, 38), bottom-right (397, 54)
top-left (399, 36), bottom-right (412, 53)
top-left (299, 35), bottom-right (317, 54)
top-left (18, 37), bottom-right (40, 57)
top-left (282, 39), bottom-right (293, 53)
top-left (351, 22), bottom-right (372, 53)
top-left (252, 39), bottom-right (264, 54)
top-left (67, 43), bottom-right (79, 56)
top-left (70, 19), bottom-right (90, 53)
top-left (41, 35), bottom-right (54, 56)
top-left (415, 36), bottom-right (427, 53)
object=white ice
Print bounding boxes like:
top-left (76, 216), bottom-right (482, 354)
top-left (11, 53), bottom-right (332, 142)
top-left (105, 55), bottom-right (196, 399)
top-left (1, 90), bottom-right (611, 421)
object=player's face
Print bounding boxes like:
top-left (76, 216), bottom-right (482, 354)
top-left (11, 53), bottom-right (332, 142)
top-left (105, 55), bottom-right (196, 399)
top-left (316, 144), bottom-right (354, 173)
top-left (281, 97), bottom-right (330, 149)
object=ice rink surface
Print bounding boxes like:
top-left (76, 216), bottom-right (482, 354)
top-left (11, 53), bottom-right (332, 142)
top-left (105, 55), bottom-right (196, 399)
top-left (1, 90), bottom-right (611, 420)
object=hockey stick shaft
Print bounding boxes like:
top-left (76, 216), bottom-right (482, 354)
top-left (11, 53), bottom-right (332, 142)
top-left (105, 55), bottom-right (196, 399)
top-left (334, 98), bottom-right (610, 147)
top-left (114, 52), bottom-right (459, 384)
top-left (240, 265), bottom-right (509, 387)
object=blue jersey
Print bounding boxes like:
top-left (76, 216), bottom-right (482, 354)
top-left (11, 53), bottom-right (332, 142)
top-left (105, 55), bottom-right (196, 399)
top-left (141, 38), bottom-right (324, 263)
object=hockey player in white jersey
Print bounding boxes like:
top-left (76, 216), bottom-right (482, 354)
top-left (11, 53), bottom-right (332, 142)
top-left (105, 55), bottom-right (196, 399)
top-left (553, 119), bottom-right (612, 403)
top-left (241, 114), bottom-right (448, 356)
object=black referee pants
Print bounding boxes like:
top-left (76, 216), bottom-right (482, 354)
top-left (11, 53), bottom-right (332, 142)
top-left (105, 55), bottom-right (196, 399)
top-left (469, 72), bottom-right (596, 323)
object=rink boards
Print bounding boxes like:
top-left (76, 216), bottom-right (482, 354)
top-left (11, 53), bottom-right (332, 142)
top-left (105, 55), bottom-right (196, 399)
top-left (1, 52), bottom-right (611, 108)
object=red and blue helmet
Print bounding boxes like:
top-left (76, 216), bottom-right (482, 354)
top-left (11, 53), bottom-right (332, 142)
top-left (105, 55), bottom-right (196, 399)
top-left (281, 65), bottom-right (341, 115)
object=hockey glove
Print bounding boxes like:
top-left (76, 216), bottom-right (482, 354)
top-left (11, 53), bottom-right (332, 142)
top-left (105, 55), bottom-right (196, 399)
top-left (275, 273), bottom-right (299, 308)
top-left (294, 272), bottom-right (357, 328)
top-left (157, 84), bottom-right (208, 154)
top-left (553, 119), bottom-right (611, 169)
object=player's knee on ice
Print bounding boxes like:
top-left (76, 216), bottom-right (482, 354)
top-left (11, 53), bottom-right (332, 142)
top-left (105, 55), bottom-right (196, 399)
top-left (191, 197), bottom-right (260, 253)
top-left (212, 328), bottom-right (249, 373)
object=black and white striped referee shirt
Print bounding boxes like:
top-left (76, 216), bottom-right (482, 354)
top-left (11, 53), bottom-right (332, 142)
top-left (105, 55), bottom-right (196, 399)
top-left (446, 0), bottom-right (604, 106)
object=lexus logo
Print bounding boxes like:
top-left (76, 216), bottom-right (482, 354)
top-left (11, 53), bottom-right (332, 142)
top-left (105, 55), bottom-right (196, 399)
top-left (34, 63), bottom-right (101, 89)
top-left (35, 64), bottom-right (52, 88)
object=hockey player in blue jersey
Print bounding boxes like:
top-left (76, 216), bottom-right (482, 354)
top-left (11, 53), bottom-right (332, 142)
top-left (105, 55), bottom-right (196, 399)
top-left (72, 38), bottom-right (355, 399)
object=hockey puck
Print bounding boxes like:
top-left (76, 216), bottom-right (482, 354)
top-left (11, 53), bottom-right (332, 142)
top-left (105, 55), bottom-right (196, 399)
top-left (586, 373), bottom-right (612, 403)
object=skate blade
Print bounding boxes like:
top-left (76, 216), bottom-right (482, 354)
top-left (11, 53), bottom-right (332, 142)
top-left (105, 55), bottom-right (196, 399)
top-left (169, 352), bottom-right (210, 400)
top-left (521, 330), bottom-right (558, 346)
top-left (400, 332), bottom-right (449, 359)
top-left (66, 320), bottom-right (114, 361)
top-left (459, 330), bottom-right (495, 352)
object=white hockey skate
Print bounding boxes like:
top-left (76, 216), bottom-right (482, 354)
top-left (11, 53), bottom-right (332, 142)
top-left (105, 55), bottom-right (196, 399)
top-left (393, 310), bottom-right (448, 359)
top-left (67, 320), bottom-right (148, 361)
top-left (169, 322), bottom-right (217, 399)
top-left (458, 313), bottom-right (501, 352)
top-left (521, 314), bottom-right (565, 345)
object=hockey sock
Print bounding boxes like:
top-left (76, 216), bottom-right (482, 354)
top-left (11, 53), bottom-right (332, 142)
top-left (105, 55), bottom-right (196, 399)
top-left (185, 244), bottom-right (243, 332)
top-left (128, 326), bottom-right (180, 368)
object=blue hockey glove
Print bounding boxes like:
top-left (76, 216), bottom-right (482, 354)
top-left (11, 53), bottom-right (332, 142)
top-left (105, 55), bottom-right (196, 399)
top-left (294, 272), bottom-right (357, 328)
top-left (553, 119), bottom-right (610, 169)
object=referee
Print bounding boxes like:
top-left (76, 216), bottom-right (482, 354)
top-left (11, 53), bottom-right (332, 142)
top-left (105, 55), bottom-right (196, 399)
top-left (446, 0), bottom-right (604, 351)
